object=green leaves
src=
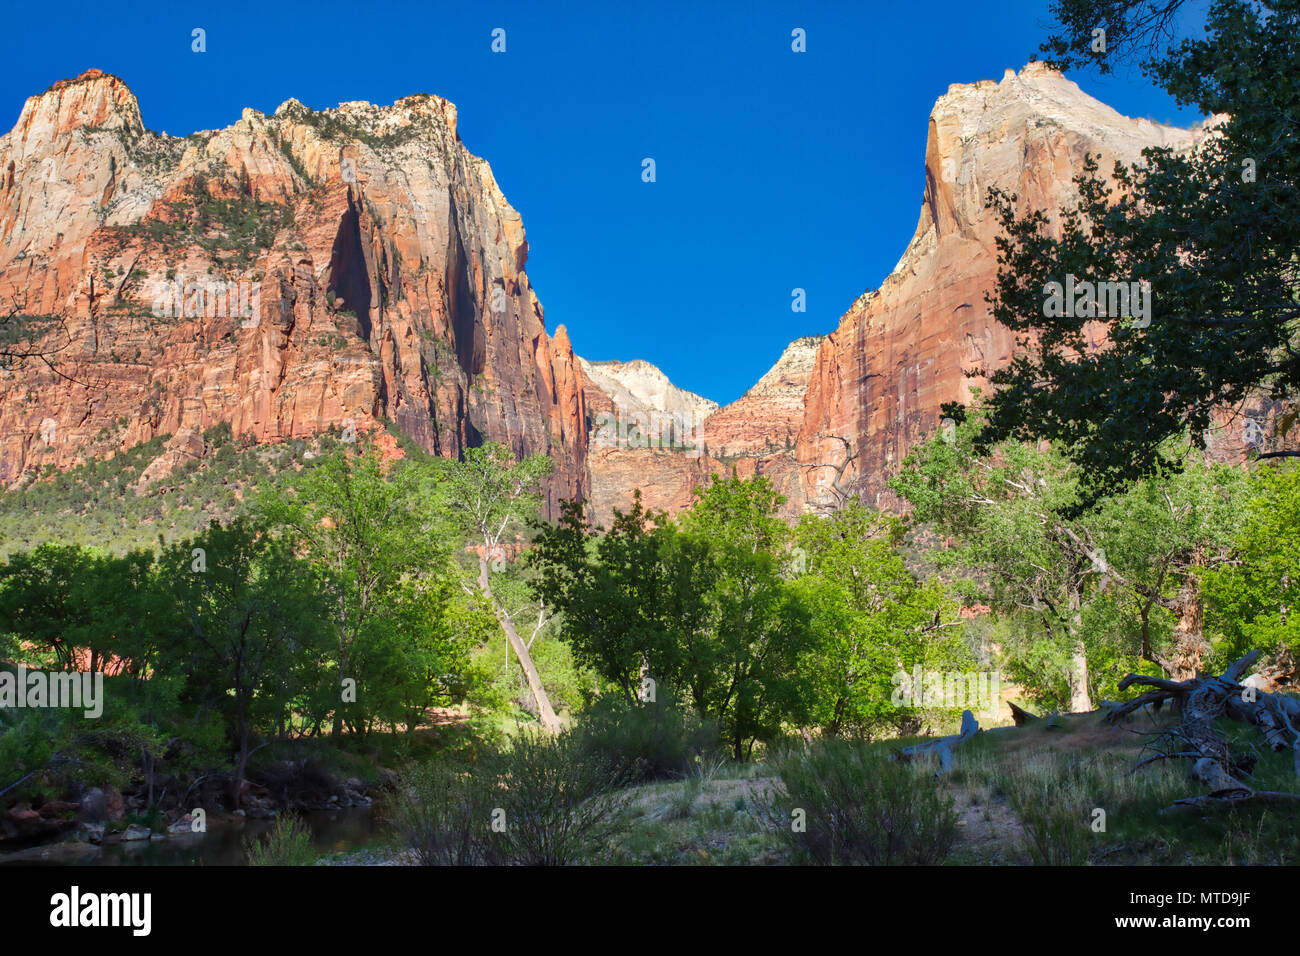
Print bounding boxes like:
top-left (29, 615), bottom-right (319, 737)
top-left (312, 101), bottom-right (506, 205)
top-left (253, 442), bottom-right (488, 735)
top-left (1203, 462), bottom-right (1300, 662)
top-left (792, 500), bottom-right (964, 736)
top-left (982, 0), bottom-right (1300, 502)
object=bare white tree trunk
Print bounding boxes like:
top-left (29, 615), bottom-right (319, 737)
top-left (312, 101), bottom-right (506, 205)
top-left (479, 555), bottom-right (560, 732)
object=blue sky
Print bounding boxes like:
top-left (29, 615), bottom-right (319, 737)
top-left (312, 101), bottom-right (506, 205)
top-left (3, 0), bottom-right (1206, 404)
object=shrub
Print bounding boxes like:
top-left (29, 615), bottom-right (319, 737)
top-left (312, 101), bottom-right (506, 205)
top-left (765, 740), bottom-right (959, 865)
top-left (394, 760), bottom-right (492, 866)
top-left (397, 730), bottom-right (631, 866)
top-left (245, 813), bottom-right (317, 866)
top-left (482, 729), bottom-right (632, 865)
top-left (576, 694), bottom-right (721, 784)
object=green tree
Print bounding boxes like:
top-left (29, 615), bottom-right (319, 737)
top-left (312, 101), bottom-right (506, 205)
top-left (971, 0), bottom-right (1300, 501)
top-left (1203, 463), bottom-right (1300, 665)
top-left (893, 411), bottom-right (1106, 710)
top-left (792, 499), bottom-right (965, 736)
top-left (1086, 463), bottom-right (1245, 685)
top-left (158, 519), bottom-right (326, 794)
top-left (533, 475), bottom-right (815, 759)
top-left (255, 443), bottom-right (481, 737)
top-left (530, 491), bottom-right (715, 706)
top-left (441, 442), bottom-right (561, 732)
top-left (678, 475), bottom-right (814, 759)
top-left (894, 406), bottom-right (1247, 708)
top-left (0, 545), bottom-right (168, 675)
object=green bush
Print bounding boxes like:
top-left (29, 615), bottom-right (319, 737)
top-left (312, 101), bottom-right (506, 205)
top-left (397, 730), bottom-right (631, 866)
top-left (765, 740), bottom-right (959, 865)
top-left (245, 813), bottom-right (317, 866)
top-left (395, 760), bottom-right (493, 866)
top-left (482, 730), bottom-right (631, 865)
top-left (576, 694), bottom-right (721, 784)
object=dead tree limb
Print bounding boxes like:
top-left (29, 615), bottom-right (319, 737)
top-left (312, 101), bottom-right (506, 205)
top-left (893, 710), bottom-right (979, 775)
top-left (1105, 650), bottom-right (1300, 813)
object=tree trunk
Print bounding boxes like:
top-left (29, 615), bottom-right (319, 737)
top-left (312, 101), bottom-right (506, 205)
top-left (1168, 564), bottom-right (1209, 681)
top-left (479, 555), bottom-right (560, 733)
top-left (1066, 583), bottom-right (1092, 712)
top-left (1068, 638), bottom-right (1092, 712)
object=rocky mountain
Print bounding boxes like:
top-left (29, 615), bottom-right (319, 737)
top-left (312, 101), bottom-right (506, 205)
top-left (578, 357), bottom-right (717, 427)
top-left (0, 63), bottom-right (1239, 531)
top-left (700, 336), bottom-right (823, 458)
top-left (0, 69), bottom-right (588, 515)
top-left (584, 63), bottom-right (1216, 522)
top-left (581, 340), bottom-right (822, 526)
top-left (795, 62), bottom-right (1207, 512)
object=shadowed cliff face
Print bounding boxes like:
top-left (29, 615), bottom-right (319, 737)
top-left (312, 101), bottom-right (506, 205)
top-left (0, 69), bottom-right (588, 515)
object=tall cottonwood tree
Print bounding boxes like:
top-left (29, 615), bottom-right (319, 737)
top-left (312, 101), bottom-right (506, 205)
top-left (892, 415), bottom-right (1103, 711)
top-left (256, 442), bottom-right (465, 737)
top-left (791, 499), bottom-right (965, 736)
top-left (531, 477), bottom-right (815, 759)
top-left (894, 407), bottom-right (1247, 708)
top-left (442, 443), bottom-right (561, 732)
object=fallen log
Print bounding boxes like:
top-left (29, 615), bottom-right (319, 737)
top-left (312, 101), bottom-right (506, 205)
top-left (1105, 650), bottom-right (1300, 813)
top-left (894, 710), bottom-right (979, 774)
top-left (1008, 701), bottom-right (1039, 726)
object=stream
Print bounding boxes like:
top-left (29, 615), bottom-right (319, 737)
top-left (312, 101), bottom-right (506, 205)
top-left (4, 808), bottom-right (385, 866)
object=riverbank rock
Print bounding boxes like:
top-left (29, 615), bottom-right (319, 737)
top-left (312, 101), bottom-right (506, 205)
top-left (121, 823), bottom-right (152, 841)
top-left (0, 841), bottom-right (102, 865)
top-left (167, 813), bottom-right (202, 835)
top-left (76, 786), bottom-right (125, 823)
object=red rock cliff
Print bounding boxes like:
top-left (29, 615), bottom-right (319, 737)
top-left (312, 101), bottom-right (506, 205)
top-left (0, 70), bottom-right (588, 514)
top-left (796, 63), bottom-right (1201, 511)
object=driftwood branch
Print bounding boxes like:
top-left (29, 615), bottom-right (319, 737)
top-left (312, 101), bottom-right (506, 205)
top-left (893, 710), bottom-right (980, 775)
top-left (1105, 650), bottom-right (1300, 813)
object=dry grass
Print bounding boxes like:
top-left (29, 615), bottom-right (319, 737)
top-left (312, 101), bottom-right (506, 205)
top-left (598, 705), bottom-right (1300, 865)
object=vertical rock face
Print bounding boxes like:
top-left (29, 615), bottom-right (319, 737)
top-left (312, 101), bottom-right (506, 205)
top-left (796, 63), bottom-right (1201, 511)
top-left (0, 70), bottom-right (588, 513)
top-left (700, 336), bottom-right (823, 458)
top-left (580, 342), bottom-right (821, 525)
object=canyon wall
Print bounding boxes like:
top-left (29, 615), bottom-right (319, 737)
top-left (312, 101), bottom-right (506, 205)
top-left (0, 70), bottom-right (588, 514)
top-left (796, 62), bottom-right (1201, 511)
top-left (1, 64), bottom-right (1240, 528)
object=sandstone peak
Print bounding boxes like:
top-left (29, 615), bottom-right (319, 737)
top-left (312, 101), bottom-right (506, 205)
top-left (743, 335), bottom-right (826, 400)
top-left (579, 357), bottom-right (718, 425)
top-left (798, 65), bottom-right (1209, 512)
top-left (14, 68), bottom-right (144, 148)
top-left (0, 72), bottom-right (588, 516)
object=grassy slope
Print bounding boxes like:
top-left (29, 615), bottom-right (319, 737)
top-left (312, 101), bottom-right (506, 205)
top-left (0, 430), bottom-right (357, 557)
top-left (600, 708), bottom-right (1300, 866)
